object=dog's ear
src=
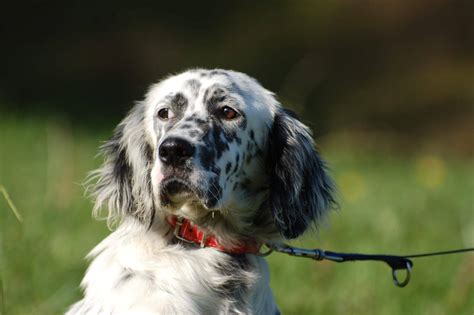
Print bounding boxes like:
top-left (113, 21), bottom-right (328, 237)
top-left (88, 104), bottom-right (155, 228)
top-left (268, 108), bottom-right (336, 239)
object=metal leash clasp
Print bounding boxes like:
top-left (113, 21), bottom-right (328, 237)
top-left (266, 243), bottom-right (332, 261)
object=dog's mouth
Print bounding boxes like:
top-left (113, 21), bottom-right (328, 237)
top-left (157, 169), bottom-right (222, 212)
top-left (160, 177), bottom-right (195, 206)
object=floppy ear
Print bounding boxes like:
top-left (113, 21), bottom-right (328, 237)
top-left (268, 108), bottom-right (336, 239)
top-left (88, 104), bottom-right (155, 228)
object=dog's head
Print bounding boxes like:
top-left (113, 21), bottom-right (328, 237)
top-left (90, 69), bottom-right (335, 240)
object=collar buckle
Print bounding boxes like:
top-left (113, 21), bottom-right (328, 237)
top-left (173, 216), bottom-right (195, 244)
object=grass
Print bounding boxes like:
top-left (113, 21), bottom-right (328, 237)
top-left (0, 114), bottom-right (472, 314)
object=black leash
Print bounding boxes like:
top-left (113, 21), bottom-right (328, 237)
top-left (264, 244), bottom-right (474, 287)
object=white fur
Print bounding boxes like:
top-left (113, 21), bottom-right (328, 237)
top-left (67, 219), bottom-right (277, 314)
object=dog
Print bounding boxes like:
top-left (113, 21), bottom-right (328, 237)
top-left (67, 69), bottom-right (336, 314)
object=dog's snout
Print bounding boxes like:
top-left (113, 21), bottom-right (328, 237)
top-left (159, 137), bottom-right (195, 167)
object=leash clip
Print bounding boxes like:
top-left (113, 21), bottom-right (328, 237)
top-left (392, 260), bottom-right (412, 288)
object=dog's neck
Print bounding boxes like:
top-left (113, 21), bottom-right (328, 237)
top-left (158, 201), bottom-right (281, 251)
top-left (166, 215), bottom-right (262, 254)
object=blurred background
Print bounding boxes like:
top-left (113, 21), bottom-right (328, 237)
top-left (1, 0), bottom-right (473, 314)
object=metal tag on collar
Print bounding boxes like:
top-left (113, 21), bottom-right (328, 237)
top-left (200, 232), bottom-right (208, 248)
top-left (173, 216), bottom-right (184, 237)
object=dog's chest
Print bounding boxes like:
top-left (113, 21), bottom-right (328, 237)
top-left (68, 223), bottom-right (277, 314)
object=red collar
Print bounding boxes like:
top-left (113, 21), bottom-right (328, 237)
top-left (166, 216), bottom-right (261, 255)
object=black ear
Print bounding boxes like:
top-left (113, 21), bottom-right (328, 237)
top-left (268, 109), bottom-right (336, 239)
top-left (88, 104), bottom-right (155, 227)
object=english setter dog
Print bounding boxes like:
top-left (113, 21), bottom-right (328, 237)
top-left (68, 69), bottom-right (335, 314)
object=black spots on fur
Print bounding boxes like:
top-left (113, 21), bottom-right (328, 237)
top-left (239, 138), bottom-right (260, 166)
top-left (232, 182), bottom-right (239, 191)
top-left (229, 82), bottom-right (253, 114)
top-left (184, 114), bottom-right (199, 123)
top-left (204, 85), bottom-right (228, 110)
top-left (96, 122), bottom-right (138, 217)
top-left (144, 142), bottom-right (154, 163)
top-left (238, 118), bottom-right (247, 130)
top-left (107, 142), bottom-right (134, 213)
top-left (210, 70), bottom-right (224, 76)
top-left (205, 176), bottom-right (222, 208)
top-left (163, 92), bottom-right (176, 102)
top-left (195, 118), bottom-right (207, 125)
top-left (192, 117), bottom-right (207, 126)
top-left (235, 136), bottom-right (242, 145)
top-left (209, 69), bottom-right (230, 77)
top-left (190, 69), bottom-right (209, 78)
top-left (215, 255), bottom-right (251, 301)
top-left (223, 152), bottom-right (241, 176)
top-left (185, 79), bottom-right (201, 96)
top-left (173, 92), bottom-right (188, 110)
top-left (205, 86), bottom-right (227, 111)
top-left (191, 69), bottom-right (227, 78)
top-left (188, 130), bottom-right (199, 138)
top-left (116, 270), bottom-right (157, 289)
top-left (249, 131), bottom-right (260, 152)
top-left (221, 128), bottom-right (237, 143)
top-left (184, 115), bottom-right (195, 122)
top-left (232, 161), bottom-right (239, 174)
top-left (199, 149), bottom-right (214, 170)
top-left (183, 115), bottom-right (208, 132)
top-left (199, 134), bottom-right (215, 171)
top-left (203, 83), bottom-right (248, 131)
top-left (157, 93), bottom-right (188, 127)
top-left (113, 146), bottom-right (128, 183)
top-left (164, 124), bottom-right (174, 132)
top-left (212, 88), bottom-right (227, 103)
top-left (211, 123), bottom-right (230, 159)
top-left (116, 270), bottom-right (134, 287)
top-left (230, 82), bottom-right (245, 99)
top-left (202, 88), bottom-right (210, 104)
top-left (180, 124), bottom-right (192, 129)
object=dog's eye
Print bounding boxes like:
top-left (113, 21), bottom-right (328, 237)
top-left (220, 106), bottom-right (239, 120)
top-left (158, 108), bottom-right (174, 120)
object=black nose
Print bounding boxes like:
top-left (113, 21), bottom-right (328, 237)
top-left (159, 137), bottom-right (195, 167)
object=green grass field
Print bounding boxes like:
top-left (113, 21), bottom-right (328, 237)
top-left (1, 115), bottom-right (473, 314)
